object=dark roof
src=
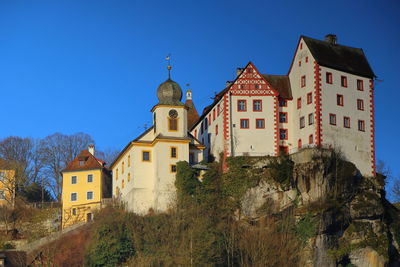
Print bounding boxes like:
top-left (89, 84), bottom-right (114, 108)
top-left (63, 150), bottom-right (105, 172)
top-left (262, 75), bottom-right (292, 99)
top-left (302, 36), bottom-right (375, 78)
top-left (185, 99), bottom-right (200, 130)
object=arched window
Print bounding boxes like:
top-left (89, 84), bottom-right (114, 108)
top-left (128, 155), bottom-right (131, 167)
top-left (169, 118), bottom-right (178, 131)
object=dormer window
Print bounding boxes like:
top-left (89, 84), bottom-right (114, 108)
top-left (79, 160), bottom-right (85, 166)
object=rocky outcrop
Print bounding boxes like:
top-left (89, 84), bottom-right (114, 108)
top-left (239, 148), bottom-right (400, 267)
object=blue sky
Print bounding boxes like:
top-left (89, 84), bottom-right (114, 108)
top-left (1, 1), bottom-right (399, 198)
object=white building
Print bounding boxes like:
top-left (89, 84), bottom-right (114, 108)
top-left (111, 74), bottom-right (205, 214)
top-left (191, 34), bottom-right (376, 177)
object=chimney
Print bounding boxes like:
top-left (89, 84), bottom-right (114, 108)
top-left (236, 68), bottom-right (244, 77)
top-left (186, 89), bottom-right (192, 101)
top-left (88, 145), bottom-right (95, 155)
top-left (325, 34), bottom-right (337, 45)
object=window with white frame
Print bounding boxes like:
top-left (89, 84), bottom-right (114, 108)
top-left (87, 191), bottom-right (93, 200)
top-left (71, 193), bottom-right (77, 201)
top-left (71, 176), bottom-right (77, 184)
top-left (87, 174), bottom-right (93, 183)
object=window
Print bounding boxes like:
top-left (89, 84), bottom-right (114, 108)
top-left (309, 135), bottom-right (314, 144)
top-left (300, 116), bottom-right (305, 129)
top-left (128, 173), bottom-right (131, 182)
top-left (255, 84), bottom-right (260, 89)
top-left (71, 193), bottom-right (77, 201)
top-left (308, 113), bottom-right (314, 125)
top-left (0, 190), bottom-right (5, 200)
top-left (170, 165), bottom-right (177, 173)
top-left (305, 57), bottom-right (308, 63)
top-left (298, 61), bottom-right (301, 67)
top-left (344, 117), bottom-right (350, 128)
top-left (171, 147), bottom-right (177, 158)
top-left (208, 114), bottom-right (211, 126)
top-left (204, 118), bottom-right (208, 129)
top-left (213, 109), bottom-right (216, 121)
top-left (357, 99), bottom-right (364, 110)
top-left (168, 118), bottom-right (178, 131)
top-left (337, 94), bottom-right (344, 106)
top-left (128, 155), bottom-right (131, 167)
top-left (217, 104), bottom-right (220, 116)
top-left (300, 43), bottom-right (303, 50)
top-left (240, 119), bottom-right (249, 129)
top-left (326, 72), bottom-right (332, 84)
top-left (253, 100), bottom-right (262, 111)
top-left (142, 151), bottom-right (151, 162)
top-left (329, 114), bottom-right (337, 125)
top-left (279, 112), bottom-right (288, 123)
top-left (357, 79), bottom-right (364, 91)
top-left (238, 100), bottom-right (247, 111)
top-left (72, 208), bottom-right (76, 216)
top-left (297, 97), bottom-right (301, 109)
top-left (87, 174), bottom-right (93, 183)
top-left (298, 139), bottom-right (302, 148)
top-left (122, 180), bottom-right (125, 189)
top-left (189, 153), bottom-right (195, 164)
top-left (79, 160), bottom-right (85, 166)
top-left (71, 176), bottom-right (77, 184)
top-left (215, 124), bottom-right (218, 135)
top-left (307, 92), bottom-right (312, 104)
top-left (87, 191), bottom-right (93, 200)
top-left (358, 120), bottom-right (365, 132)
top-left (122, 162), bottom-right (124, 174)
top-left (301, 76), bottom-right (306, 87)
top-left (279, 129), bottom-right (288, 140)
top-left (341, 76), bottom-right (347, 87)
top-left (279, 100), bottom-right (287, 107)
top-left (256, 119), bottom-right (265, 129)
top-left (247, 68), bottom-right (253, 73)
top-left (200, 122), bottom-right (204, 134)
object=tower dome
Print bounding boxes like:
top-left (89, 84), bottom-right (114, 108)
top-left (157, 78), bottom-right (184, 105)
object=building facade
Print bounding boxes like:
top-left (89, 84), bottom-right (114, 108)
top-left (61, 145), bottom-right (111, 228)
top-left (191, 35), bottom-right (376, 176)
top-left (110, 75), bottom-right (205, 214)
top-left (0, 159), bottom-right (15, 206)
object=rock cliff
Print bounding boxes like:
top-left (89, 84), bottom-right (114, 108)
top-left (239, 148), bottom-right (400, 267)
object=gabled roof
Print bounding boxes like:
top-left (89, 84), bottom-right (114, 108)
top-left (62, 149), bottom-right (105, 172)
top-left (302, 35), bottom-right (375, 78)
top-left (262, 75), bottom-right (292, 99)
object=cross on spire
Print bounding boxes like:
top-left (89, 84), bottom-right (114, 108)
top-left (166, 54), bottom-right (172, 79)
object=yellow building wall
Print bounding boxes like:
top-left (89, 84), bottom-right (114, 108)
top-left (0, 169), bottom-right (15, 206)
top-left (62, 169), bottom-right (103, 229)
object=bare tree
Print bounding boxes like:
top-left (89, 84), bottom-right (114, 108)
top-left (95, 148), bottom-right (120, 166)
top-left (39, 132), bottom-right (93, 201)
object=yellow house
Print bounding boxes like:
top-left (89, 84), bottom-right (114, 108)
top-left (0, 159), bottom-right (15, 206)
top-left (61, 145), bottom-right (111, 229)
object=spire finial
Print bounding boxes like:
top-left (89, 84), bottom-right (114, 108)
top-left (166, 54), bottom-right (172, 79)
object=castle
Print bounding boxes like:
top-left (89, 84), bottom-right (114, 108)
top-left (62, 34), bottom-right (376, 219)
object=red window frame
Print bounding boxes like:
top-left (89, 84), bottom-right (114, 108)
top-left (297, 97), bottom-right (302, 109)
top-left (305, 57), bottom-right (308, 63)
top-left (237, 99), bottom-right (247, 112)
top-left (301, 75), bottom-right (306, 87)
top-left (279, 112), bottom-right (288, 123)
top-left (341, 76), bottom-right (348, 87)
top-left (344, 117), bottom-right (351, 128)
top-left (253, 99), bottom-right (262, 112)
top-left (308, 113), bottom-right (314, 125)
top-left (213, 109), bottom-right (216, 121)
top-left (215, 124), bottom-right (218, 135)
top-left (240, 119), bottom-right (249, 129)
top-left (298, 139), bottom-right (302, 148)
top-left (279, 129), bottom-right (288, 140)
top-left (300, 43), bottom-right (303, 50)
top-left (357, 99), bottom-right (364, 111)
top-left (307, 92), bottom-right (312, 104)
top-left (300, 116), bottom-right (305, 129)
top-left (279, 99), bottom-right (287, 107)
top-left (217, 104), bottom-right (220, 116)
top-left (326, 72), bottom-right (332, 84)
top-left (255, 119), bottom-right (265, 129)
top-left (358, 120), bottom-right (365, 132)
top-left (329, 114), bottom-right (336, 126)
top-left (309, 134), bottom-right (314, 144)
top-left (337, 94), bottom-right (344, 106)
top-left (357, 79), bottom-right (364, 91)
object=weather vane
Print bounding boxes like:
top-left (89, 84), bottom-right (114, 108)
top-left (166, 54), bottom-right (172, 79)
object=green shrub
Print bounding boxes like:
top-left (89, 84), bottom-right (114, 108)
top-left (295, 214), bottom-right (317, 245)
